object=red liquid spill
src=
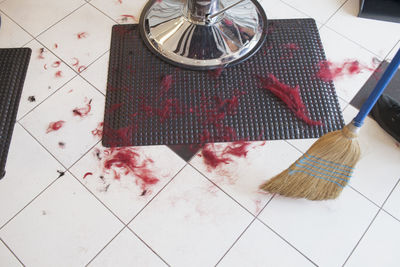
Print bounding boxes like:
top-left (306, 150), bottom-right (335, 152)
top-left (91, 122), bottom-right (104, 138)
top-left (77, 32), bottom-right (88, 39)
top-left (46, 120), bottom-right (65, 133)
top-left (73, 99), bottom-right (92, 117)
top-left (52, 61), bottom-right (61, 68)
top-left (55, 70), bottom-right (62, 78)
top-left (316, 60), bottom-right (377, 82)
top-left (102, 147), bottom-right (159, 191)
top-left (83, 172), bottom-right (93, 179)
top-left (258, 74), bottom-right (323, 126)
top-left (160, 74), bottom-right (173, 97)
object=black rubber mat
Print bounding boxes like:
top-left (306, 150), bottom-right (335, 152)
top-left (351, 61), bottom-right (400, 111)
top-left (103, 19), bottom-right (344, 148)
top-left (0, 48), bottom-right (31, 178)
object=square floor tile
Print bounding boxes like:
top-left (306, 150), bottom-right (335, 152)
top-left (383, 181), bottom-right (400, 221)
top-left (70, 144), bottom-right (186, 223)
top-left (0, 172), bottom-right (123, 266)
top-left (343, 106), bottom-right (400, 206)
top-left (0, 0), bottom-right (85, 36)
top-left (37, 4), bottom-right (114, 72)
top-left (219, 220), bottom-right (314, 267)
top-left (319, 25), bottom-right (381, 103)
top-left (90, 0), bottom-right (147, 24)
top-left (20, 75), bottom-right (105, 167)
top-left (190, 141), bottom-right (301, 215)
top-left (80, 51), bottom-right (109, 95)
top-left (345, 211), bottom-right (400, 267)
top-left (259, 187), bottom-right (378, 267)
top-left (89, 228), bottom-right (166, 267)
top-left (326, 0), bottom-right (400, 58)
top-left (0, 124), bottom-right (64, 227)
top-left (0, 11), bottom-right (32, 48)
top-left (281, 0), bottom-right (346, 24)
top-left (0, 240), bottom-right (22, 267)
top-left (17, 39), bottom-right (76, 120)
top-left (130, 165), bottom-right (253, 267)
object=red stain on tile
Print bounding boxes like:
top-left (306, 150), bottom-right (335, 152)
top-left (316, 60), bottom-right (378, 82)
top-left (83, 172), bottom-right (93, 179)
top-left (52, 61), bottom-right (61, 68)
top-left (55, 70), bottom-right (63, 78)
top-left (91, 122), bottom-right (104, 138)
top-left (46, 120), bottom-right (65, 133)
top-left (73, 99), bottom-right (92, 118)
top-left (54, 43), bottom-right (58, 49)
top-left (43, 64), bottom-right (48, 70)
top-left (120, 14), bottom-right (137, 22)
top-left (78, 65), bottom-right (87, 73)
top-left (258, 74), bottom-right (323, 126)
top-left (72, 57), bottom-right (79, 67)
top-left (76, 32), bottom-right (88, 39)
top-left (38, 48), bottom-right (45, 59)
top-left (58, 142), bottom-right (65, 148)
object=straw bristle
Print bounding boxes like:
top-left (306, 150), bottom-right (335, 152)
top-left (260, 124), bottom-right (361, 200)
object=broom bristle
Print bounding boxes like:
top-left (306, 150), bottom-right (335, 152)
top-left (260, 124), bottom-right (361, 200)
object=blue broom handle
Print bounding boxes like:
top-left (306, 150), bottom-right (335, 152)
top-left (353, 48), bottom-right (400, 127)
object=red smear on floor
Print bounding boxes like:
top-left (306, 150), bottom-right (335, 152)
top-left (46, 120), bottom-right (65, 133)
top-left (116, 0), bottom-right (122, 3)
top-left (102, 147), bottom-right (159, 191)
top-left (83, 172), bottom-right (93, 179)
top-left (72, 58), bottom-right (79, 67)
top-left (91, 122), bottom-right (104, 138)
top-left (209, 68), bottom-right (224, 79)
top-left (52, 61), bottom-right (61, 68)
top-left (77, 32), bottom-right (88, 39)
top-left (38, 48), bottom-right (45, 59)
top-left (58, 142), bottom-right (65, 148)
top-left (73, 99), bottom-right (92, 117)
top-left (78, 65), bottom-right (86, 73)
top-left (54, 43), bottom-right (58, 49)
top-left (223, 141), bottom-right (252, 158)
top-left (316, 60), bottom-right (377, 82)
top-left (258, 74), bottom-right (323, 126)
top-left (43, 64), bottom-right (48, 70)
top-left (55, 70), bottom-right (63, 78)
top-left (201, 144), bottom-right (231, 169)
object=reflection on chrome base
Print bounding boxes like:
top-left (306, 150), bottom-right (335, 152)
top-left (139, 0), bottom-right (268, 70)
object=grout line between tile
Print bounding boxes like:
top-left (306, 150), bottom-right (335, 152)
top-left (87, 2), bottom-right (121, 25)
top-left (126, 163), bottom-right (188, 225)
top-left (189, 163), bottom-right (256, 217)
top-left (126, 227), bottom-right (171, 267)
top-left (84, 225), bottom-right (126, 266)
top-left (0, 173), bottom-right (61, 231)
top-left (214, 217), bottom-right (258, 266)
top-left (320, 0), bottom-right (349, 27)
top-left (256, 217), bottom-right (318, 266)
top-left (342, 178), bottom-right (400, 266)
top-left (0, 238), bottom-right (25, 266)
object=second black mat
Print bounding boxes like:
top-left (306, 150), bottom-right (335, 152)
top-left (0, 48), bottom-right (31, 178)
top-left (103, 19), bottom-right (344, 147)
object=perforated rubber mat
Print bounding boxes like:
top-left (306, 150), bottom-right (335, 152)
top-left (0, 48), bottom-right (31, 178)
top-left (103, 19), bottom-right (344, 147)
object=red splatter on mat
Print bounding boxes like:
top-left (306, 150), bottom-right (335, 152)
top-left (38, 48), bottom-right (45, 59)
top-left (91, 122), bottom-right (104, 138)
top-left (73, 99), bottom-right (92, 117)
top-left (160, 74), bottom-right (173, 97)
top-left (108, 103), bottom-right (124, 113)
top-left (209, 68), bottom-right (224, 79)
top-left (55, 70), bottom-right (63, 78)
top-left (258, 74), bottom-right (323, 126)
top-left (101, 147), bottom-right (159, 191)
top-left (46, 120), bottom-right (65, 133)
top-left (280, 43), bottom-right (300, 60)
top-left (83, 172), bottom-right (93, 179)
top-left (316, 60), bottom-right (378, 82)
top-left (52, 61), bottom-right (61, 68)
top-left (76, 32), bottom-right (88, 39)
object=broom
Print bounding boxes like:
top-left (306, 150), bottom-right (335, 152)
top-left (260, 48), bottom-right (400, 200)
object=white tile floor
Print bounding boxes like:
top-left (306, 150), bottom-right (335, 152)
top-left (1, 0), bottom-right (400, 266)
